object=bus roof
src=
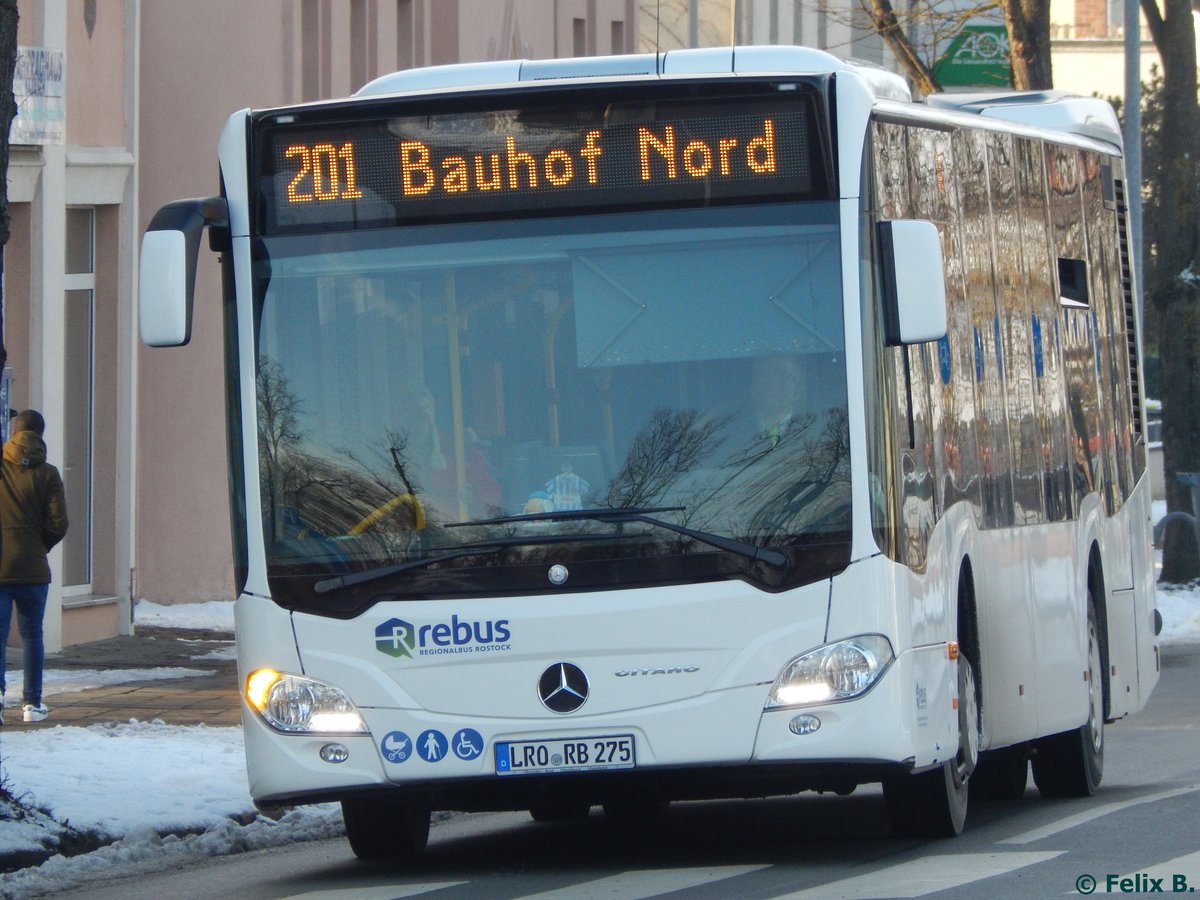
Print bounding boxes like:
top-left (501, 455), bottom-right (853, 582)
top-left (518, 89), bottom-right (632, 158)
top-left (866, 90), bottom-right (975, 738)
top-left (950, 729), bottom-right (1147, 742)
top-left (923, 90), bottom-right (1122, 148)
top-left (353, 46), bottom-right (1119, 150)
top-left (355, 45), bottom-right (912, 103)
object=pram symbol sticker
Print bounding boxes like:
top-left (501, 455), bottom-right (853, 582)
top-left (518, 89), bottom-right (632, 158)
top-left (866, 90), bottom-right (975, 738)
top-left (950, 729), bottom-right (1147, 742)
top-left (381, 731), bottom-right (412, 763)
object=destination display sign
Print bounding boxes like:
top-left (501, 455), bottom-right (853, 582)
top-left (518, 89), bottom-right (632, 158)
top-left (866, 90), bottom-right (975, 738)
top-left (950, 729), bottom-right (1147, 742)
top-left (256, 90), bottom-right (822, 233)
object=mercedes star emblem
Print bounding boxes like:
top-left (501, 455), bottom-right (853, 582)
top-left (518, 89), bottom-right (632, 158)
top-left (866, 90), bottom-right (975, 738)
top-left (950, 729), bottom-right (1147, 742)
top-left (538, 662), bottom-right (589, 713)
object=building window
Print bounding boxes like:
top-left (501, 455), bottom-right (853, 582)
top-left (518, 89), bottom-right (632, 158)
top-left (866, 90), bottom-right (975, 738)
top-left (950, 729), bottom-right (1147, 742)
top-left (574, 17), bottom-right (586, 55)
top-left (63, 207), bottom-right (95, 589)
top-left (398, 0), bottom-right (415, 70)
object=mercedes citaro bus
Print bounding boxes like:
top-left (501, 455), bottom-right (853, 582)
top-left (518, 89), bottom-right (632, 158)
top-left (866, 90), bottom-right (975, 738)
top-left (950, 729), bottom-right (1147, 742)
top-left (139, 46), bottom-right (1160, 859)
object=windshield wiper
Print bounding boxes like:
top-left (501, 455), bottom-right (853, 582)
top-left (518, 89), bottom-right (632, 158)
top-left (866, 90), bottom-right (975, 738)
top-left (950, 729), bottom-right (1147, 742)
top-left (312, 531), bottom-right (648, 594)
top-left (316, 506), bottom-right (790, 594)
top-left (447, 506), bottom-right (789, 569)
top-left (314, 545), bottom-right (503, 594)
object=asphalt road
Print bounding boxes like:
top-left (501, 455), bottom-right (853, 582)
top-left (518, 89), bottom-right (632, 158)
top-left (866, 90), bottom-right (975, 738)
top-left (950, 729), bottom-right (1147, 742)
top-left (57, 642), bottom-right (1200, 900)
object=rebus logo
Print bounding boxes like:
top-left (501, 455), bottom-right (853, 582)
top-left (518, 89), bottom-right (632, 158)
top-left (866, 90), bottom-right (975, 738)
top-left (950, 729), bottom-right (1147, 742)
top-left (375, 618), bottom-right (416, 659)
top-left (374, 616), bottom-right (512, 660)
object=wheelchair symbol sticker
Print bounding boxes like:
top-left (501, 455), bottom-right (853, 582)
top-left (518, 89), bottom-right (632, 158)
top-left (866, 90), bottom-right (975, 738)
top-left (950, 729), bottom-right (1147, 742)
top-left (453, 728), bottom-right (484, 760)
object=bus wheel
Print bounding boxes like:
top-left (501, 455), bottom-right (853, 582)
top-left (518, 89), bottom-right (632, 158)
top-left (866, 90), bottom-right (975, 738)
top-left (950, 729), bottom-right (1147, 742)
top-left (883, 653), bottom-right (977, 837)
top-left (1032, 593), bottom-right (1104, 798)
top-left (971, 746), bottom-right (1029, 801)
top-left (342, 794), bottom-right (431, 860)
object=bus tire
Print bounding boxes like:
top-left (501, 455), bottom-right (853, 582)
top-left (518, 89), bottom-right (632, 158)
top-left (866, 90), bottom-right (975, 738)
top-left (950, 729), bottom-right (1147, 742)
top-left (342, 794), bottom-right (431, 860)
top-left (971, 745), bottom-right (1029, 801)
top-left (1032, 592), bottom-right (1104, 798)
top-left (884, 758), bottom-right (968, 838)
top-left (883, 652), bottom-right (977, 837)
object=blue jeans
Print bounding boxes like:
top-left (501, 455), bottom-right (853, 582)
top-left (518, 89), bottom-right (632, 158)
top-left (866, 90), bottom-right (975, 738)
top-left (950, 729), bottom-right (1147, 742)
top-left (0, 584), bottom-right (49, 706)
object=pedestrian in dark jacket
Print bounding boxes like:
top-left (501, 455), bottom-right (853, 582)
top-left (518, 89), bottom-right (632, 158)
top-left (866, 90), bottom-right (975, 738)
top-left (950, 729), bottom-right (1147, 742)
top-left (0, 409), bottom-right (68, 724)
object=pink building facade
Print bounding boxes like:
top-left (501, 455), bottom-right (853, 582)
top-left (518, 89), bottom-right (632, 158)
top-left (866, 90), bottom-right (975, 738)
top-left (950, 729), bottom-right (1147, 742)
top-left (7, 0), bottom-right (137, 652)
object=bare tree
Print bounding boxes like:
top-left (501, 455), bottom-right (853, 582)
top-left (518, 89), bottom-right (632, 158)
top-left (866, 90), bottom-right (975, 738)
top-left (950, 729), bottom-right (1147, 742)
top-left (853, 0), bottom-right (1049, 92)
top-left (1139, 0), bottom-right (1200, 580)
top-left (0, 0), bottom-right (19, 377)
top-left (860, 0), bottom-right (941, 94)
top-left (608, 408), bottom-right (726, 509)
top-left (639, 0), bottom-right (732, 51)
top-left (256, 359), bottom-right (304, 542)
top-left (0, 0), bottom-right (19, 783)
top-left (1000, 0), bottom-right (1053, 88)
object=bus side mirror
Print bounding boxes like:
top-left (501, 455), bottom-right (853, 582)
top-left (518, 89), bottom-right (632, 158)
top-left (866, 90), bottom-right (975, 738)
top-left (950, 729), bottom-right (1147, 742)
top-left (139, 197), bottom-right (228, 347)
top-left (877, 219), bottom-right (948, 346)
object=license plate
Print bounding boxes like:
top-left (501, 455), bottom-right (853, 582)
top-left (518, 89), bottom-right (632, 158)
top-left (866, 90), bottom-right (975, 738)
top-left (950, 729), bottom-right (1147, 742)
top-left (494, 734), bottom-right (635, 776)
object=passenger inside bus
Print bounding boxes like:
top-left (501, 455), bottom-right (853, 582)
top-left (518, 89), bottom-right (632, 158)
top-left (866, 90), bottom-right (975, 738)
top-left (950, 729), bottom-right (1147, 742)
top-left (391, 389), bottom-right (500, 521)
top-left (750, 354), bottom-right (806, 450)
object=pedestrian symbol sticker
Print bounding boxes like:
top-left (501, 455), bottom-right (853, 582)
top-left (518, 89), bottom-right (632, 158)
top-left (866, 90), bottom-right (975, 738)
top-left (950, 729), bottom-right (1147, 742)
top-left (380, 731), bottom-right (412, 764)
top-left (453, 728), bottom-right (484, 760)
top-left (416, 729), bottom-right (448, 762)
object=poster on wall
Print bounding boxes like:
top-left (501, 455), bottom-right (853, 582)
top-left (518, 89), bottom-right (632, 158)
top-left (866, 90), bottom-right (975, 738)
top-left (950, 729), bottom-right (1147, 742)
top-left (1, 368), bottom-right (12, 443)
top-left (10, 46), bottom-right (65, 146)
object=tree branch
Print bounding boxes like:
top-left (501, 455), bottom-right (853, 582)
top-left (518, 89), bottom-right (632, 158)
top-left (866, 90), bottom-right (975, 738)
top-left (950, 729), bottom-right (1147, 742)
top-left (1140, 0), bottom-right (1166, 50)
top-left (860, 0), bottom-right (940, 95)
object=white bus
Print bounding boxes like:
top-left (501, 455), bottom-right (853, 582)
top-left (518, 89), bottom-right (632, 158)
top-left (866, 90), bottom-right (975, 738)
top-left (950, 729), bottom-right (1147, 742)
top-left (140, 46), bottom-right (1160, 858)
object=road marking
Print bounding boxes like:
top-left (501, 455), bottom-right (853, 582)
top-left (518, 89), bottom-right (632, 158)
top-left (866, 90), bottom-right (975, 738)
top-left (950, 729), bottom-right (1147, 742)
top-left (283, 885), bottom-right (465, 899)
top-left (517, 865), bottom-right (771, 899)
top-left (999, 782), bottom-right (1200, 845)
top-left (1100, 850), bottom-right (1200, 893)
top-left (772, 851), bottom-right (1062, 899)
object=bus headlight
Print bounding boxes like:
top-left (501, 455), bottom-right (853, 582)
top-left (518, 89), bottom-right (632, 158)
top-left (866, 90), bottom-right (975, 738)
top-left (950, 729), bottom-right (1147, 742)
top-left (246, 669), bottom-right (368, 735)
top-left (766, 635), bottom-right (894, 709)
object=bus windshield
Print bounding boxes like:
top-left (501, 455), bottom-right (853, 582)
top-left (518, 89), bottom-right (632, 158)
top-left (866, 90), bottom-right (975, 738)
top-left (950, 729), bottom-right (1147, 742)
top-left (254, 202), bottom-right (850, 611)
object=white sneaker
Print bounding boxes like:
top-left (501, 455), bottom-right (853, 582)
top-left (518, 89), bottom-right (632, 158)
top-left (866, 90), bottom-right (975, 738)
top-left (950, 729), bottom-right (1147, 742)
top-left (22, 703), bottom-right (48, 723)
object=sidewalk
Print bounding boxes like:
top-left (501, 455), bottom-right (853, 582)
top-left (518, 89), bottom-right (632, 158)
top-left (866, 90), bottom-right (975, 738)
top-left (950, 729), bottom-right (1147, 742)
top-left (2, 625), bottom-right (240, 730)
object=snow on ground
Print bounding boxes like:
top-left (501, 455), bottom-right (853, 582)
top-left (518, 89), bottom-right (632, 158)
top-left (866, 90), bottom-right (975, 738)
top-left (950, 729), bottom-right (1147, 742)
top-left (1, 613), bottom-right (252, 859)
top-left (1, 803), bottom-right (345, 900)
top-left (4, 722), bottom-right (252, 840)
top-left (1155, 585), bottom-right (1200, 644)
top-left (0, 599), bottom-right (347, 899)
top-left (33, 667), bottom-right (210, 697)
top-left (131, 598), bottom-right (236, 632)
top-left (2, 581), bottom-right (1200, 896)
